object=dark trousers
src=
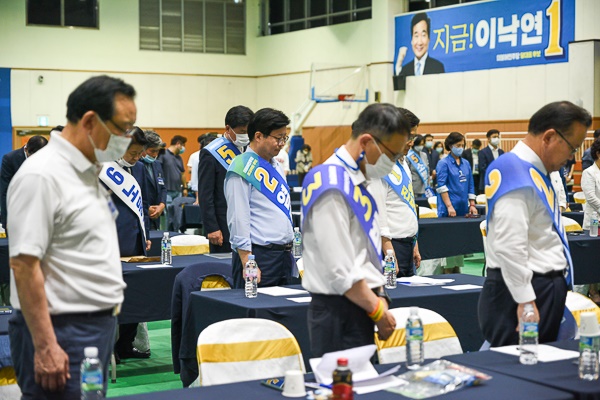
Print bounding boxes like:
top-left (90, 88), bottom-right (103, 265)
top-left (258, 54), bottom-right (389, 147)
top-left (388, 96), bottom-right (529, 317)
top-left (391, 237), bottom-right (416, 278)
top-left (478, 268), bottom-right (567, 347)
top-left (9, 310), bottom-right (116, 400)
top-left (308, 294), bottom-right (374, 358)
top-left (232, 244), bottom-right (293, 288)
top-left (473, 174), bottom-right (481, 195)
top-left (115, 323), bottom-right (138, 354)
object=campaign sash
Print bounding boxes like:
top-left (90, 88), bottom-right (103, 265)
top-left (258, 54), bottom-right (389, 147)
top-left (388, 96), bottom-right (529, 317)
top-left (227, 152), bottom-right (292, 224)
top-left (205, 137), bottom-right (241, 170)
top-left (99, 162), bottom-right (146, 243)
top-left (485, 152), bottom-right (573, 287)
top-left (301, 164), bottom-right (382, 266)
top-left (383, 160), bottom-right (417, 219)
top-left (407, 149), bottom-right (435, 198)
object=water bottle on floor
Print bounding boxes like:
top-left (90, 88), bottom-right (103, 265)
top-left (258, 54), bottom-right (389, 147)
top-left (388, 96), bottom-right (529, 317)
top-left (161, 232), bottom-right (172, 265)
top-left (81, 346), bottom-right (103, 400)
top-left (406, 306), bottom-right (424, 370)
top-left (519, 303), bottom-right (538, 365)
top-left (384, 250), bottom-right (396, 289)
top-left (244, 255), bottom-right (258, 299)
top-left (292, 227), bottom-right (302, 258)
top-left (590, 212), bottom-right (599, 237)
top-left (579, 312), bottom-right (600, 380)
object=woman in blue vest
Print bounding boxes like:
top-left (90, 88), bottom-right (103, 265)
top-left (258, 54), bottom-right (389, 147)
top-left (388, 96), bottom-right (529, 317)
top-left (435, 132), bottom-right (477, 273)
top-left (406, 135), bottom-right (430, 197)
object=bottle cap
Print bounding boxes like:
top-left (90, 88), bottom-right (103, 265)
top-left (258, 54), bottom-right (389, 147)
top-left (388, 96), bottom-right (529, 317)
top-left (337, 358), bottom-right (348, 367)
top-left (580, 312), bottom-right (600, 336)
top-left (84, 347), bottom-right (98, 358)
top-left (410, 306), bottom-right (419, 315)
top-left (386, 249), bottom-right (393, 255)
top-left (248, 255), bottom-right (255, 260)
top-left (163, 232), bottom-right (169, 238)
top-left (294, 227), bottom-right (300, 232)
top-left (524, 303), bottom-right (534, 312)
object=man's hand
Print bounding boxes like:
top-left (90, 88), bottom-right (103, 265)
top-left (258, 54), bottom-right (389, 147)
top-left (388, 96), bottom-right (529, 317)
top-left (413, 245), bottom-right (421, 269)
top-left (516, 301), bottom-right (539, 332)
top-left (207, 230), bottom-right (224, 246)
top-left (447, 205), bottom-right (457, 217)
top-left (149, 204), bottom-right (165, 219)
top-left (376, 310), bottom-right (397, 341)
top-left (34, 342), bottom-right (70, 392)
top-left (146, 240), bottom-right (152, 251)
top-left (469, 204), bottom-right (478, 215)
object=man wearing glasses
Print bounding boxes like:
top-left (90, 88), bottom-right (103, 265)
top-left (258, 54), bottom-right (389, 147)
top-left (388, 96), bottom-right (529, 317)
top-left (225, 108), bottom-right (295, 288)
top-left (479, 101), bottom-right (591, 347)
top-left (7, 75), bottom-right (134, 397)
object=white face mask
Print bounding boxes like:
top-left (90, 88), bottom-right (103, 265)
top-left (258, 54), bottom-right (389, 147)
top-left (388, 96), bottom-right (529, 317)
top-left (117, 158), bottom-right (136, 168)
top-left (364, 140), bottom-right (395, 179)
top-left (91, 116), bottom-right (132, 163)
top-left (230, 128), bottom-right (249, 147)
top-left (414, 145), bottom-right (424, 152)
top-left (490, 137), bottom-right (500, 147)
top-left (425, 141), bottom-right (434, 149)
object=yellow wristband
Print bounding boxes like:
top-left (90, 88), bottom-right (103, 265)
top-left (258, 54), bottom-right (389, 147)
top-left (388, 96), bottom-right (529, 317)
top-left (368, 298), bottom-right (385, 322)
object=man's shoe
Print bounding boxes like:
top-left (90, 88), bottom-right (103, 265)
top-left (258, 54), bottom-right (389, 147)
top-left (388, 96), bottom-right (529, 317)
top-left (118, 347), bottom-right (151, 360)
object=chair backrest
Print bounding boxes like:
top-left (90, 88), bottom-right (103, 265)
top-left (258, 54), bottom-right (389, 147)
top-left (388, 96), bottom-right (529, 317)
top-left (573, 191), bottom-right (586, 204)
top-left (476, 194), bottom-right (487, 205)
top-left (566, 291), bottom-right (600, 332)
top-left (374, 307), bottom-right (463, 364)
top-left (561, 216), bottom-right (582, 232)
top-left (418, 206), bottom-right (437, 219)
top-left (296, 257), bottom-right (304, 279)
top-left (196, 318), bottom-right (306, 386)
top-left (427, 196), bottom-right (437, 209)
top-left (171, 234), bottom-right (210, 255)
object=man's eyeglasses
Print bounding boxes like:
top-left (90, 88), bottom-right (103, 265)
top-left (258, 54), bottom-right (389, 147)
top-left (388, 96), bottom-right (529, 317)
top-left (97, 114), bottom-right (134, 137)
top-left (554, 128), bottom-right (578, 155)
top-left (270, 134), bottom-right (289, 145)
top-left (373, 136), bottom-right (403, 162)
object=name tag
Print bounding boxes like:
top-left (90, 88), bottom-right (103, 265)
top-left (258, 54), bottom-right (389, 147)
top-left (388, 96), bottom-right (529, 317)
top-left (157, 177), bottom-right (165, 186)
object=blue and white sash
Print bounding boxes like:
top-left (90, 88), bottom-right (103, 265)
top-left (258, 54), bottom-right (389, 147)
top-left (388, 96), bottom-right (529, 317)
top-left (99, 162), bottom-right (146, 243)
top-left (205, 137), bottom-right (241, 170)
top-left (227, 152), bottom-right (292, 224)
top-left (302, 164), bottom-right (382, 266)
top-left (407, 149), bottom-right (435, 198)
top-left (383, 160), bottom-right (417, 219)
top-left (485, 152), bottom-right (573, 288)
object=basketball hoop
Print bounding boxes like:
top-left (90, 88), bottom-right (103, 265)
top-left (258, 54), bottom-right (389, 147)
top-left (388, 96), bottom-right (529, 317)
top-left (339, 94), bottom-right (355, 110)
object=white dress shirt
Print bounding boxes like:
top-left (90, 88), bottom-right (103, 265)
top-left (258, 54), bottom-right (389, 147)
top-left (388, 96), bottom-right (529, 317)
top-left (225, 147), bottom-right (294, 251)
top-left (550, 171), bottom-right (567, 210)
top-left (8, 132), bottom-right (125, 314)
top-left (302, 146), bottom-right (385, 295)
top-left (486, 141), bottom-right (568, 304)
top-left (489, 144), bottom-right (500, 160)
top-left (370, 158), bottom-right (418, 240)
top-left (187, 150), bottom-right (200, 191)
top-left (581, 162), bottom-right (600, 229)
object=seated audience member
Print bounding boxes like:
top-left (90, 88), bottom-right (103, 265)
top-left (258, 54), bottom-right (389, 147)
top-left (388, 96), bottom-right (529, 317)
top-left (0, 133), bottom-right (51, 231)
top-left (141, 129), bottom-right (167, 230)
top-left (99, 127), bottom-right (151, 361)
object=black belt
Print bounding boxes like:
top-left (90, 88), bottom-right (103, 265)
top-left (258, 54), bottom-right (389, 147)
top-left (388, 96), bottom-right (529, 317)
top-left (392, 236), bottom-right (416, 244)
top-left (487, 268), bottom-right (565, 279)
top-left (17, 306), bottom-right (118, 319)
top-left (253, 242), bottom-right (293, 251)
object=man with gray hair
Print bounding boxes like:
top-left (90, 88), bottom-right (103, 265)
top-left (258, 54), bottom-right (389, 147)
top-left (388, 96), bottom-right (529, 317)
top-left (141, 130), bottom-right (167, 230)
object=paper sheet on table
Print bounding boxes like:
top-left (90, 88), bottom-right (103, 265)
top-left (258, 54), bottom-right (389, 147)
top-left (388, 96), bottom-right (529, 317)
top-left (136, 264), bottom-right (172, 269)
top-left (441, 284), bottom-right (483, 291)
top-left (286, 296), bottom-right (312, 303)
top-left (490, 344), bottom-right (579, 362)
top-left (397, 276), bottom-right (455, 286)
top-left (205, 253), bottom-right (232, 259)
top-left (256, 287), bottom-right (309, 296)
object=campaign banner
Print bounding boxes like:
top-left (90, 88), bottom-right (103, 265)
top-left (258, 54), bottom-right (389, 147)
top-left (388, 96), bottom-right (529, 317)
top-left (393, 0), bottom-right (575, 86)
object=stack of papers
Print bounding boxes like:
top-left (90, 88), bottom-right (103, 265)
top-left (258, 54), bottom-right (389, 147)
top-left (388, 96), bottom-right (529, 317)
top-left (490, 344), bottom-right (579, 362)
top-left (397, 276), bottom-right (455, 286)
top-left (256, 287), bottom-right (308, 296)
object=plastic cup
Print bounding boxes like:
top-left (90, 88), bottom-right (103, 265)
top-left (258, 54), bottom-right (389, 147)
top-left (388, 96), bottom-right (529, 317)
top-left (580, 312), bottom-right (600, 336)
top-left (282, 370), bottom-right (306, 398)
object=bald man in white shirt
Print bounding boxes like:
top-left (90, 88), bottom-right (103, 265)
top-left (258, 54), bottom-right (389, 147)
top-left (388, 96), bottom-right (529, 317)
top-left (478, 101), bottom-right (591, 346)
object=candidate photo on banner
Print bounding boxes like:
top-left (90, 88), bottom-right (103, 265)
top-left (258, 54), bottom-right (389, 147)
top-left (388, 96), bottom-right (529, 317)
top-left (393, 0), bottom-right (575, 91)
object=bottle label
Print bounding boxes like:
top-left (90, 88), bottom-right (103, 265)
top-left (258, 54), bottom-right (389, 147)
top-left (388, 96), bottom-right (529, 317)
top-left (522, 322), bottom-right (538, 338)
top-left (407, 326), bottom-right (423, 340)
top-left (385, 260), bottom-right (394, 272)
top-left (580, 335), bottom-right (598, 350)
top-left (82, 370), bottom-right (103, 391)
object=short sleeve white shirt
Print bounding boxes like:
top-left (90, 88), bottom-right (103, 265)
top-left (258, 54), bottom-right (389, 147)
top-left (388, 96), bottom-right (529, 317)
top-left (188, 150), bottom-right (200, 191)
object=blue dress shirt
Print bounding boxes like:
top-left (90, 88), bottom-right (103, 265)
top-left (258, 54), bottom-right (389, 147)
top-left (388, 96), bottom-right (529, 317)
top-left (435, 155), bottom-right (475, 217)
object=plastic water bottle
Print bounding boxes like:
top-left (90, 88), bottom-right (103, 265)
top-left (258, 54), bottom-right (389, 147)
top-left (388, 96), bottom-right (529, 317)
top-left (519, 303), bottom-right (538, 365)
top-left (161, 232), bottom-right (172, 265)
top-left (384, 250), bottom-right (397, 289)
top-left (81, 346), bottom-right (103, 399)
top-left (590, 212), bottom-right (599, 237)
top-left (406, 306), bottom-right (424, 370)
top-left (292, 227), bottom-right (302, 258)
top-left (579, 312), bottom-right (600, 380)
top-left (244, 255), bottom-right (258, 298)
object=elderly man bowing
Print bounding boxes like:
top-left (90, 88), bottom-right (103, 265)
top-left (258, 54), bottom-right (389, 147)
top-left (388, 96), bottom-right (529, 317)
top-left (225, 108), bottom-right (294, 288)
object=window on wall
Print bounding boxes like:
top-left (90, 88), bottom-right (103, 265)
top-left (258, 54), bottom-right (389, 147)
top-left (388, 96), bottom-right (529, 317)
top-left (139, 0), bottom-right (246, 54)
top-left (27, 0), bottom-right (99, 28)
top-left (262, 0), bottom-right (372, 36)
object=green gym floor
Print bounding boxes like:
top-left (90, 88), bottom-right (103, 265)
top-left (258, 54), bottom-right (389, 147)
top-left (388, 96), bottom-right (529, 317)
top-left (106, 253), bottom-right (486, 397)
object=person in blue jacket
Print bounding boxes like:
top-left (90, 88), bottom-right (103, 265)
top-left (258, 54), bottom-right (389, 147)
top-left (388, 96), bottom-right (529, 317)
top-left (435, 131), bottom-right (477, 273)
